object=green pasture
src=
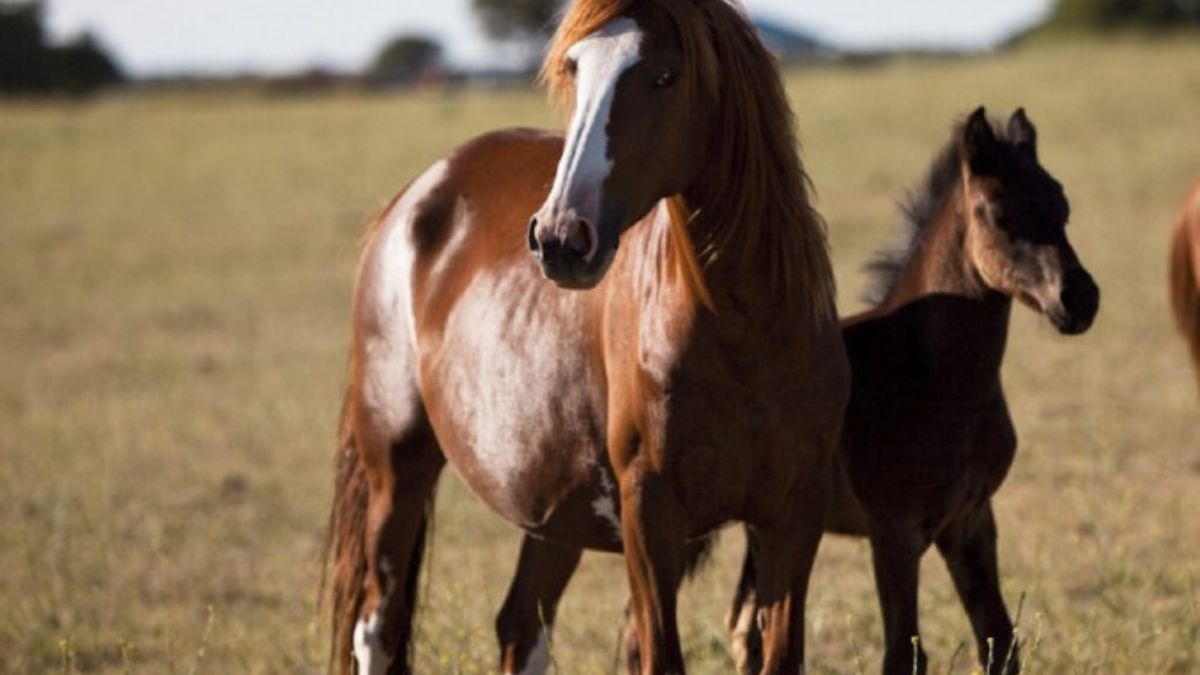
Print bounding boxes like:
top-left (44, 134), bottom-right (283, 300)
top-left (1, 37), bottom-right (1198, 674)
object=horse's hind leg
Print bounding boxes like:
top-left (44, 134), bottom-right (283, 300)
top-left (726, 535), bottom-right (762, 675)
top-left (495, 536), bottom-right (583, 675)
top-left (935, 503), bottom-right (1018, 675)
top-left (354, 418), bottom-right (445, 675)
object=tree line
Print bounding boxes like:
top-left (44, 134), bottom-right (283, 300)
top-left (4, 0), bottom-right (1197, 96)
top-left (0, 1), bottom-right (124, 95)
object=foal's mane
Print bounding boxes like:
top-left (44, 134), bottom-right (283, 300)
top-left (864, 116), bottom-right (1013, 307)
top-left (543, 0), bottom-right (835, 316)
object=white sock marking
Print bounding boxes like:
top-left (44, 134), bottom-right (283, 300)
top-left (353, 612), bottom-right (391, 675)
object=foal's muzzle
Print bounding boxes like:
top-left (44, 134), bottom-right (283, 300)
top-left (1051, 266), bottom-right (1100, 335)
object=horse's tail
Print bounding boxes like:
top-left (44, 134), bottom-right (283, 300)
top-left (323, 387), bottom-right (370, 675)
top-left (1169, 190), bottom-right (1200, 392)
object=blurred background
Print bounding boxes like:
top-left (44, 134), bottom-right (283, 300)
top-left (1, 1), bottom-right (1198, 673)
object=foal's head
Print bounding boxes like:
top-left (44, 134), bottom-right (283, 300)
top-left (959, 107), bottom-right (1100, 334)
top-left (527, 0), bottom-right (724, 288)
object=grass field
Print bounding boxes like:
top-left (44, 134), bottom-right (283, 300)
top-left (2, 37), bottom-right (1199, 674)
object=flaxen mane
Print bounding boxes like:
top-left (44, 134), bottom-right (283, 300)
top-left (864, 116), bottom-right (1010, 307)
top-left (543, 0), bottom-right (835, 315)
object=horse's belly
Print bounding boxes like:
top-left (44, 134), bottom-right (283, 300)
top-left (418, 267), bottom-right (623, 549)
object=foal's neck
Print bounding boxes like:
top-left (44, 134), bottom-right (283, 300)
top-left (881, 185), bottom-right (998, 311)
top-left (872, 185), bottom-right (1014, 363)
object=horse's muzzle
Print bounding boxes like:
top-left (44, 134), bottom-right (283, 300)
top-left (528, 215), bottom-right (613, 289)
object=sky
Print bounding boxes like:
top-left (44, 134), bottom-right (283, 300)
top-left (43, 0), bottom-right (1054, 77)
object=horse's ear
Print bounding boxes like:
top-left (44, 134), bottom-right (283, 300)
top-left (1007, 107), bottom-right (1038, 160)
top-left (962, 106), bottom-right (998, 176)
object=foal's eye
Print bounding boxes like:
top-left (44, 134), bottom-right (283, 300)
top-left (653, 69), bottom-right (677, 89)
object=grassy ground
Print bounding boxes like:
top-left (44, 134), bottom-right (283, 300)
top-left (2, 37), bottom-right (1199, 674)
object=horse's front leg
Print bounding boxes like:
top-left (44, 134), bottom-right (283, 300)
top-left (618, 456), bottom-right (689, 674)
top-left (495, 535), bottom-right (583, 675)
top-left (751, 469), bottom-right (827, 675)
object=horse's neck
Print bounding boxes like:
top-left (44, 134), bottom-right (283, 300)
top-left (681, 208), bottom-right (810, 319)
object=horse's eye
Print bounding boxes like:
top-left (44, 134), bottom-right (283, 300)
top-left (653, 69), bottom-right (677, 89)
top-left (563, 58), bottom-right (578, 76)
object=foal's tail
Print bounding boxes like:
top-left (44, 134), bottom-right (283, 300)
top-left (323, 390), bottom-right (371, 675)
top-left (1169, 187), bottom-right (1200, 392)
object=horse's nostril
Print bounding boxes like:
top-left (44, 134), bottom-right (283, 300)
top-left (565, 219), bottom-right (596, 260)
top-left (527, 217), bottom-right (540, 254)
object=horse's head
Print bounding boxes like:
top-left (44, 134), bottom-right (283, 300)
top-left (959, 107), bottom-right (1100, 335)
top-left (528, 0), bottom-right (718, 289)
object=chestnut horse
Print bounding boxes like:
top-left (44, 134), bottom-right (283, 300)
top-left (1169, 179), bottom-right (1200, 390)
top-left (324, 1), bottom-right (850, 674)
top-left (500, 108), bottom-right (1101, 675)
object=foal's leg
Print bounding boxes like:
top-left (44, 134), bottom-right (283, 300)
top-left (619, 460), bottom-right (689, 674)
top-left (495, 536), bottom-right (583, 675)
top-left (935, 504), bottom-right (1018, 675)
top-left (870, 524), bottom-right (928, 675)
top-left (356, 421), bottom-right (445, 675)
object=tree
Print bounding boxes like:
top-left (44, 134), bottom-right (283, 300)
top-left (472, 0), bottom-right (560, 42)
top-left (0, 0), bottom-right (124, 95)
top-left (0, 0), bottom-right (52, 92)
top-left (55, 32), bottom-right (124, 94)
top-left (368, 35), bottom-right (443, 84)
top-left (1043, 0), bottom-right (1200, 30)
top-left (471, 0), bottom-right (561, 68)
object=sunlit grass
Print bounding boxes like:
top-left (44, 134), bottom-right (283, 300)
top-left (2, 37), bottom-right (1199, 673)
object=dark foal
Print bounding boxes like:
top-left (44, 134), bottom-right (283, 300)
top-left (726, 107), bottom-right (1100, 675)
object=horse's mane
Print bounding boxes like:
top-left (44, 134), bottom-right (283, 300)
top-left (543, 0), bottom-right (834, 316)
top-left (863, 116), bottom-right (1009, 307)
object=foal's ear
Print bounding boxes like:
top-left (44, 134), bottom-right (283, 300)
top-left (1007, 107), bottom-right (1038, 160)
top-left (961, 106), bottom-right (998, 176)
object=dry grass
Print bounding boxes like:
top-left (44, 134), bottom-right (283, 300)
top-left (2, 37), bottom-right (1199, 674)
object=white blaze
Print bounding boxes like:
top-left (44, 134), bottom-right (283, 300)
top-left (545, 18), bottom-right (644, 229)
